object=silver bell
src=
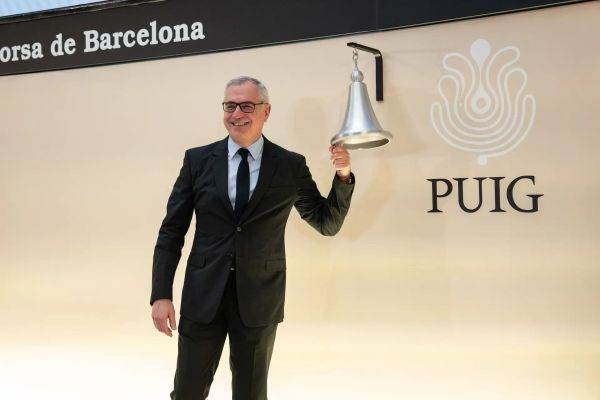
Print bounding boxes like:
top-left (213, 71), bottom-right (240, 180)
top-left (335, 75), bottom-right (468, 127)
top-left (331, 56), bottom-right (392, 150)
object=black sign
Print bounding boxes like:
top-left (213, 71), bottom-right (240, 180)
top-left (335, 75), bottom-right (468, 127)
top-left (0, 0), bottom-right (587, 76)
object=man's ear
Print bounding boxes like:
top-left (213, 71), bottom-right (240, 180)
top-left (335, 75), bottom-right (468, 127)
top-left (264, 104), bottom-right (271, 121)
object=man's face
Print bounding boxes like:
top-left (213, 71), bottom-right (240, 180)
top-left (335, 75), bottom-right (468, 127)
top-left (223, 82), bottom-right (271, 146)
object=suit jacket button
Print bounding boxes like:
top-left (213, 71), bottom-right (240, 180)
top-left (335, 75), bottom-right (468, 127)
top-left (236, 226), bottom-right (242, 232)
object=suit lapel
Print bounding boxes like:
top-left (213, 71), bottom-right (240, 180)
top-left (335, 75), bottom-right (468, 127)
top-left (211, 137), bottom-right (235, 219)
top-left (239, 136), bottom-right (278, 223)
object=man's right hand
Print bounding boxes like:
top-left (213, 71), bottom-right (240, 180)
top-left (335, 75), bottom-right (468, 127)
top-left (151, 299), bottom-right (177, 337)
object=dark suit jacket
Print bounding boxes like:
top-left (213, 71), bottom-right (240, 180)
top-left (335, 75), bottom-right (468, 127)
top-left (150, 135), bottom-right (355, 327)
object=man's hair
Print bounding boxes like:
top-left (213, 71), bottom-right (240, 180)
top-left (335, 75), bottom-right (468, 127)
top-left (225, 76), bottom-right (270, 103)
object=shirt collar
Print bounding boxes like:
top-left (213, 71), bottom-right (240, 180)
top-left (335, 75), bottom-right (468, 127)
top-left (228, 135), bottom-right (264, 161)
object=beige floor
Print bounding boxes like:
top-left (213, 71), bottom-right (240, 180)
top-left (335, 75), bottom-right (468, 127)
top-left (2, 310), bottom-right (599, 400)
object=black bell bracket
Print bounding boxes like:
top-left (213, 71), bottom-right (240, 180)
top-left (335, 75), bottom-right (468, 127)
top-left (347, 42), bottom-right (383, 101)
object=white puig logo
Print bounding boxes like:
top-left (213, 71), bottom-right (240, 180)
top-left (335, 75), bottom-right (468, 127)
top-left (430, 39), bottom-right (536, 165)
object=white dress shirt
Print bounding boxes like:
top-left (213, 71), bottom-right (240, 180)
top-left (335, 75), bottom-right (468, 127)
top-left (227, 135), bottom-right (264, 209)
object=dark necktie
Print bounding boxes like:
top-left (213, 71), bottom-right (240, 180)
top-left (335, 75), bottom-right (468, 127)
top-left (235, 148), bottom-right (250, 221)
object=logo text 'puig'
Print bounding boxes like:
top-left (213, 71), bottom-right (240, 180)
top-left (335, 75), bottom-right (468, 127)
top-left (427, 176), bottom-right (543, 213)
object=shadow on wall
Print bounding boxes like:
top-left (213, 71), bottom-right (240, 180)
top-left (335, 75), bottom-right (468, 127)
top-left (287, 95), bottom-right (338, 156)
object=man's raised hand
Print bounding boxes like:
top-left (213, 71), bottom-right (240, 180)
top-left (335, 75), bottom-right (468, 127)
top-left (329, 144), bottom-right (351, 181)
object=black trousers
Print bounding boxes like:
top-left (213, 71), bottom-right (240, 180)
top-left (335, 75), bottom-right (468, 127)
top-left (170, 270), bottom-right (278, 400)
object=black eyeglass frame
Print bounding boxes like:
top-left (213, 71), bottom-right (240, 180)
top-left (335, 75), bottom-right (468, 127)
top-left (222, 101), bottom-right (267, 113)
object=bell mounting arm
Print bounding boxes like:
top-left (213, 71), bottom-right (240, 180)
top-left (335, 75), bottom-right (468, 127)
top-left (347, 42), bottom-right (383, 101)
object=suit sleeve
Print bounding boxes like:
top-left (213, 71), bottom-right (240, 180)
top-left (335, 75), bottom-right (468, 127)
top-left (293, 155), bottom-right (355, 236)
top-left (150, 150), bottom-right (194, 306)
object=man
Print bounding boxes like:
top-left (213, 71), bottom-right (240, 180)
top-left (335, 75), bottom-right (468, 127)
top-left (150, 76), bottom-right (355, 400)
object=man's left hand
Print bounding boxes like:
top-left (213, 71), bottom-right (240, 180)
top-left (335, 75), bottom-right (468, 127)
top-left (329, 144), bottom-right (351, 182)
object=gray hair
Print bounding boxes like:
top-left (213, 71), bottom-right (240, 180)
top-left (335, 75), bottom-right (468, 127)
top-left (225, 76), bottom-right (270, 103)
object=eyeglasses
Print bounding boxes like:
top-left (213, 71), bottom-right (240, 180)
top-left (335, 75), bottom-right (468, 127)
top-left (222, 101), bottom-right (266, 113)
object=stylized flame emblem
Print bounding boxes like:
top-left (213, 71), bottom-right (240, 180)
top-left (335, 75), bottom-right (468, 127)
top-left (430, 39), bottom-right (536, 165)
